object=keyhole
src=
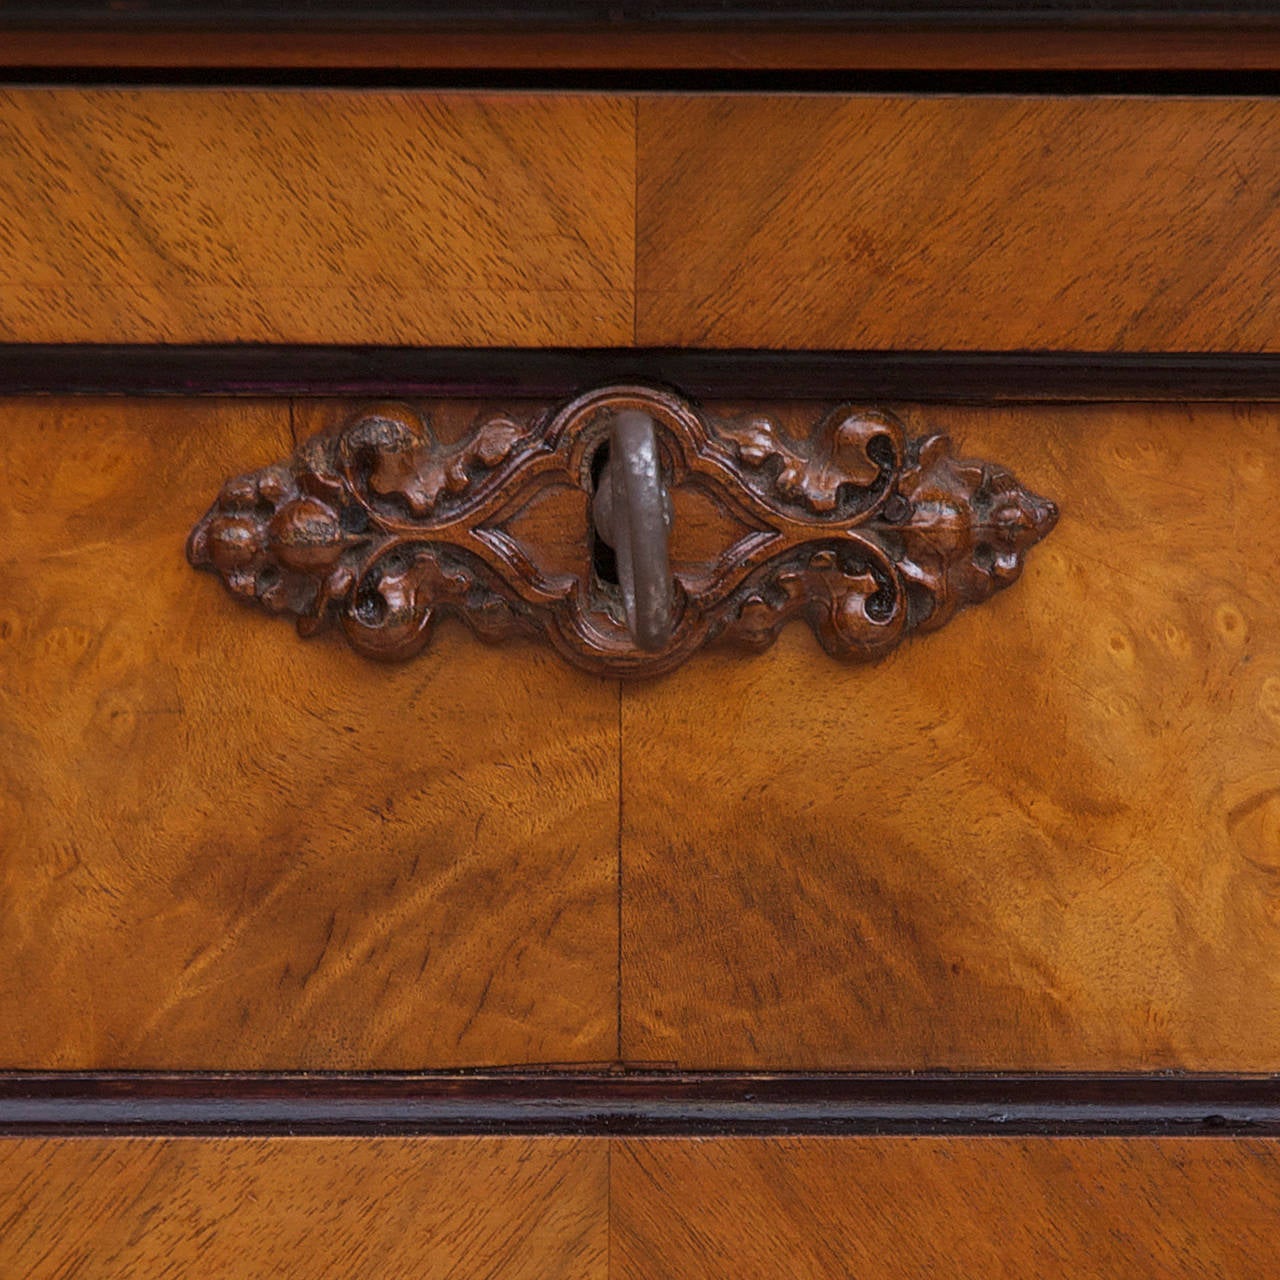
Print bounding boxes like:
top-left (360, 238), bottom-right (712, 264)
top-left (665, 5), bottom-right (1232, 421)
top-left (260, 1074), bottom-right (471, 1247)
top-left (589, 439), bottom-right (619, 588)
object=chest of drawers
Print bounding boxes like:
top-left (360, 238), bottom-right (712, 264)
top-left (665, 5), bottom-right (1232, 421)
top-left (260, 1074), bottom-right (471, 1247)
top-left (3, 4), bottom-right (1280, 1276)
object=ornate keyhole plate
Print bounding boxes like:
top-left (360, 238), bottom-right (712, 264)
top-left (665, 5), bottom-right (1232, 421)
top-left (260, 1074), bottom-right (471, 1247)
top-left (188, 385), bottom-right (1058, 677)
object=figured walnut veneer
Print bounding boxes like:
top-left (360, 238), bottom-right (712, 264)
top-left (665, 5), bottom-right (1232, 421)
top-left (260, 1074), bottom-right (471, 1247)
top-left (614, 1138), bottom-right (1280, 1280)
top-left (622, 402), bottom-right (1280, 1071)
top-left (0, 1137), bottom-right (607, 1279)
top-left (0, 398), bottom-right (617, 1070)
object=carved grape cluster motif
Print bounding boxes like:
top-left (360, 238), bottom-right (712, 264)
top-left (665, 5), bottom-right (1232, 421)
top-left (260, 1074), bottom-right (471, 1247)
top-left (188, 386), bottom-right (1057, 677)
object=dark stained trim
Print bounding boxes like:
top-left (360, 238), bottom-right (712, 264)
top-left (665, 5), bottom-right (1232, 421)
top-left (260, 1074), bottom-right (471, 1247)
top-left (6, 67), bottom-right (1280, 90)
top-left (7, 33), bottom-right (1280, 77)
top-left (5, 346), bottom-right (1280, 403)
top-left (1, 1073), bottom-right (1279, 1137)
top-left (4, 3), bottom-right (1280, 33)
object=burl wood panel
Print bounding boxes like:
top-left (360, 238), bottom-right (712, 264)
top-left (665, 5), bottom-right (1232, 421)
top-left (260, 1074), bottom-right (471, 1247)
top-left (637, 97), bottom-right (1280, 352)
top-left (622, 403), bottom-right (1280, 1070)
top-left (0, 1137), bottom-right (606, 1279)
top-left (0, 398), bottom-right (617, 1069)
top-left (613, 1138), bottom-right (1280, 1279)
top-left (0, 90), bottom-right (633, 345)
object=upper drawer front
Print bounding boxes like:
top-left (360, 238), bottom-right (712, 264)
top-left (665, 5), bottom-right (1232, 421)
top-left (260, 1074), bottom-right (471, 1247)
top-left (638, 95), bottom-right (1280, 352)
top-left (5, 91), bottom-right (1280, 351)
top-left (0, 90), bottom-right (634, 346)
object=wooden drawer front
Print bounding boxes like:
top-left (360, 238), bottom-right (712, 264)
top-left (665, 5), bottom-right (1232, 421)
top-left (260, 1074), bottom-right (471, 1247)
top-left (0, 1137), bottom-right (607, 1278)
top-left (0, 90), bottom-right (633, 345)
top-left (614, 1138), bottom-right (1280, 1279)
top-left (638, 96), bottom-right (1280, 352)
top-left (8, 394), bottom-right (1278, 1074)
top-left (623, 402), bottom-right (1280, 1070)
top-left (0, 398), bottom-right (617, 1069)
top-left (6, 91), bottom-right (1280, 353)
top-left (5, 1135), bottom-right (1276, 1279)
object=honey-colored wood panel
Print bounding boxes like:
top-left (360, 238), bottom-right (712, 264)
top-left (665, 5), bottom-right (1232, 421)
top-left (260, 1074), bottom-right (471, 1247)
top-left (0, 90), bottom-right (633, 345)
top-left (637, 97), bottom-right (1280, 352)
top-left (622, 403), bottom-right (1280, 1070)
top-left (0, 398), bottom-right (618, 1068)
top-left (613, 1137), bottom-right (1280, 1279)
top-left (0, 1137), bottom-right (606, 1279)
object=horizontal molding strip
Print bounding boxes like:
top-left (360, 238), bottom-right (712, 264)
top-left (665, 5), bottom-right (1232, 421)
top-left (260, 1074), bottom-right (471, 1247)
top-left (2, 1073), bottom-right (1279, 1138)
top-left (6, 3), bottom-right (1280, 33)
top-left (9, 69), bottom-right (1280, 91)
top-left (5, 347), bottom-right (1280, 402)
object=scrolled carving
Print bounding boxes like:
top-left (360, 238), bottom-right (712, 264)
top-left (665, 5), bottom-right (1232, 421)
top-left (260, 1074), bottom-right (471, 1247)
top-left (717, 406), bottom-right (903, 514)
top-left (188, 386), bottom-right (1057, 677)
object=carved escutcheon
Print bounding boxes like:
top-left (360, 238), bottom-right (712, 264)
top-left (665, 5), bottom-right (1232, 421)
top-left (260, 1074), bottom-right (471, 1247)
top-left (188, 386), bottom-right (1058, 677)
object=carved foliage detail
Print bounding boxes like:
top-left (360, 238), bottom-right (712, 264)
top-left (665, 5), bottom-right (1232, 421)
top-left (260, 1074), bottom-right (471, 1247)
top-left (188, 388), bottom-right (1058, 676)
top-left (717, 407), bottom-right (900, 513)
top-left (717, 428), bottom-right (1058, 663)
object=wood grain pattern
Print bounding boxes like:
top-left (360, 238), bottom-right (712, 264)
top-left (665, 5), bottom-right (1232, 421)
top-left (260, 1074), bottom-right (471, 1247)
top-left (622, 402), bottom-right (1280, 1070)
top-left (637, 96), bottom-right (1280, 352)
top-left (613, 1137), bottom-right (1280, 1279)
top-left (7, 1134), bottom-right (1279, 1277)
top-left (0, 1137), bottom-right (606, 1279)
top-left (0, 90), bottom-right (633, 345)
top-left (0, 397), bottom-right (618, 1069)
top-left (5, 1136), bottom-right (1274, 1274)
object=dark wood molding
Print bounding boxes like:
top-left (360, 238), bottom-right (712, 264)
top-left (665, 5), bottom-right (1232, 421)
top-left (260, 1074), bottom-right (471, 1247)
top-left (5, 3), bottom-right (1280, 33)
top-left (2, 1073), bottom-right (1278, 1137)
top-left (7, 67), bottom-right (1280, 88)
top-left (7, 5), bottom-right (1280, 78)
top-left (8, 346), bottom-right (1280, 402)
top-left (8, 32), bottom-right (1280, 73)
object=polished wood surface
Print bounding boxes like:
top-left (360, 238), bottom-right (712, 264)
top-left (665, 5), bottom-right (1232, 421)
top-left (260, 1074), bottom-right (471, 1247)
top-left (9, 348), bottom-right (1280, 403)
top-left (0, 1137), bottom-right (607, 1278)
top-left (613, 1137), bottom-right (1280, 1278)
top-left (0, 397), bottom-right (617, 1069)
top-left (622, 402), bottom-right (1280, 1070)
top-left (8, 398), bottom-right (1279, 1073)
top-left (638, 96), bottom-right (1280, 352)
top-left (9, 92), bottom-right (1280, 354)
top-left (6, 1134), bottom-right (1277, 1277)
top-left (4, 22), bottom-right (1279, 1276)
top-left (0, 90), bottom-right (633, 346)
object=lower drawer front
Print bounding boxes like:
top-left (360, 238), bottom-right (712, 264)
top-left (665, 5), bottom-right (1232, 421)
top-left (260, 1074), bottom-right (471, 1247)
top-left (0, 397), bottom-right (617, 1070)
top-left (3, 1136), bottom-right (1276, 1279)
top-left (624, 401), bottom-right (1280, 1071)
top-left (614, 1138), bottom-right (1280, 1279)
top-left (0, 1137), bottom-right (607, 1279)
top-left (4, 396), bottom-right (1279, 1073)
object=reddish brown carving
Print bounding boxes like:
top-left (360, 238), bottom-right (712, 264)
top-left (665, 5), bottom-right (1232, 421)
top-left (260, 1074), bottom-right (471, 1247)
top-left (188, 387), bottom-right (1057, 677)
